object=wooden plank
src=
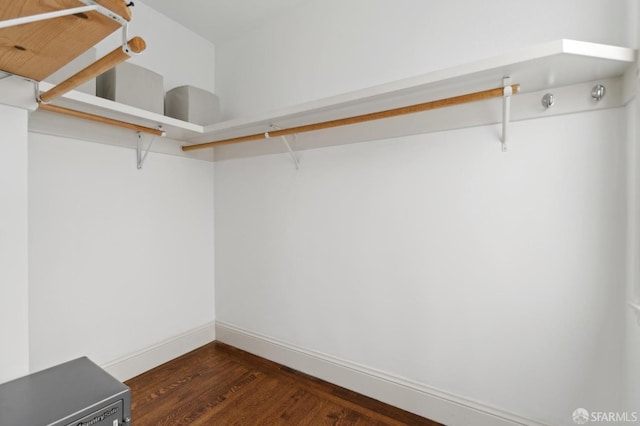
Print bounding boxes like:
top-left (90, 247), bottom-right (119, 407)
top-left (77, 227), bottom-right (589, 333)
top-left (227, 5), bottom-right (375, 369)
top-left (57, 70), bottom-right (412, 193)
top-left (0, 0), bottom-right (131, 81)
top-left (125, 342), bottom-right (441, 426)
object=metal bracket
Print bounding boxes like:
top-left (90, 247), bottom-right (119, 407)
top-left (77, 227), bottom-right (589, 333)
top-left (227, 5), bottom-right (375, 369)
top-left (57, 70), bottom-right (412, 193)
top-left (76, 0), bottom-right (128, 25)
top-left (34, 81), bottom-right (45, 104)
top-left (281, 135), bottom-right (300, 170)
top-left (119, 22), bottom-right (139, 56)
top-left (630, 302), bottom-right (640, 326)
top-left (501, 76), bottom-right (512, 152)
top-left (76, 0), bottom-right (139, 56)
top-left (0, 5), bottom-right (100, 29)
top-left (136, 130), bottom-right (158, 170)
top-left (34, 81), bottom-right (50, 105)
top-left (267, 125), bottom-right (299, 169)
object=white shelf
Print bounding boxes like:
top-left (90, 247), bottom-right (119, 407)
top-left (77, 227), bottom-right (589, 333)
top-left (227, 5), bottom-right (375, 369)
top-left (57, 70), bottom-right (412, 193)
top-left (194, 39), bottom-right (635, 140)
top-left (36, 81), bottom-right (205, 140)
top-left (25, 39), bottom-right (637, 161)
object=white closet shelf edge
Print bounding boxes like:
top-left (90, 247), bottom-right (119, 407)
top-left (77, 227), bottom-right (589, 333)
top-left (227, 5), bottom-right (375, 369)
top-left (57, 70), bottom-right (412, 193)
top-left (20, 39), bottom-right (636, 160)
top-left (37, 81), bottom-right (205, 137)
top-left (192, 39), bottom-right (636, 145)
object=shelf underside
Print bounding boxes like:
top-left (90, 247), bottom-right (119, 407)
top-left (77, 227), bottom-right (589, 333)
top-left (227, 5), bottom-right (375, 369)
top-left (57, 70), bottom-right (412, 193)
top-left (0, 0), bottom-right (131, 81)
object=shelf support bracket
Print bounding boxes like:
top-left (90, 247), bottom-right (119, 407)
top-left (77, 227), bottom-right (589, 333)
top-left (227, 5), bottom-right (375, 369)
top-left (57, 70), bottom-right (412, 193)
top-left (266, 125), bottom-right (299, 169)
top-left (0, 5), bottom-right (100, 29)
top-left (281, 135), bottom-right (300, 170)
top-left (137, 130), bottom-right (158, 170)
top-left (631, 302), bottom-right (640, 326)
top-left (75, 0), bottom-right (139, 56)
top-left (501, 76), bottom-right (513, 152)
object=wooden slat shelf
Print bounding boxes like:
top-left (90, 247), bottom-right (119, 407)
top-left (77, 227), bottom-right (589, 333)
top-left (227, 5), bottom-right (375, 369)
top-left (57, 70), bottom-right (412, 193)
top-left (0, 0), bottom-right (131, 82)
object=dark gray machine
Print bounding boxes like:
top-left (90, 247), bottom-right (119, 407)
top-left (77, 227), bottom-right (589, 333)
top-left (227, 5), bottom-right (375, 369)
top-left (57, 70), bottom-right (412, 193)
top-left (0, 357), bottom-right (131, 426)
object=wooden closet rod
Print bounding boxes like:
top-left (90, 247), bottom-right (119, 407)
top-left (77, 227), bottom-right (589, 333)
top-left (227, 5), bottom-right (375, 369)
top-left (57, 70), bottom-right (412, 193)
top-left (181, 84), bottom-right (520, 152)
top-left (39, 37), bottom-right (146, 104)
top-left (39, 103), bottom-right (165, 136)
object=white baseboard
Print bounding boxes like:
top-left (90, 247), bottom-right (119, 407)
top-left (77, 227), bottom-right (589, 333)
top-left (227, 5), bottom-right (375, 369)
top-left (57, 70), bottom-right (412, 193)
top-left (102, 322), bottom-right (216, 382)
top-left (216, 321), bottom-right (548, 426)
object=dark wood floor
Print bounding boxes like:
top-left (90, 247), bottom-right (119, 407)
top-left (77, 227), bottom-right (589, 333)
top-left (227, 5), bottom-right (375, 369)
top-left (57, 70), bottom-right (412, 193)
top-left (125, 341), bottom-right (442, 425)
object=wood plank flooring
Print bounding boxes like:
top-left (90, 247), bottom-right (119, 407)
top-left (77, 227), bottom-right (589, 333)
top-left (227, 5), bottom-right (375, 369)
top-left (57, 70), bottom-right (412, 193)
top-left (125, 341), bottom-right (442, 425)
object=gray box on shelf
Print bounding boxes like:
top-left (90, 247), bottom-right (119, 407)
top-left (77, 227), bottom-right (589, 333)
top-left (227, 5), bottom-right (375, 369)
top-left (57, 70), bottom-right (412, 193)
top-left (46, 48), bottom-right (97, 95)
top-left (97, 62), bottom-right (164, 114)
top-left (165, 85), bottom-right (220, 125)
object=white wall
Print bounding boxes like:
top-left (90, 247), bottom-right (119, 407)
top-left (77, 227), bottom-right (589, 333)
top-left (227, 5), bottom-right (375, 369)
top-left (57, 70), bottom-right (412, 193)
top-left (96, 0), bottom-right (216, 93)
top-left (213, 1), bottom-right (633, 424)
top-left (624, 0), bottom-right (640, 414)
top-left (28, 134), bottom-right (215, 372)
top-left (626, 100), bottom-right (640, 417)
top-left (215, 0), bottom-right (628, 119)
top-left (215, 109), bottom-right (627, 425)
top-left (23, 2), bottom-right (218, 375)
top-left (0, 105), bottom-right (30, 383)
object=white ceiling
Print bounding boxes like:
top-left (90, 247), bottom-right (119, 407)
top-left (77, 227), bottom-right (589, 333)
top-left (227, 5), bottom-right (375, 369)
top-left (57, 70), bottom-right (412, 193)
top-left (142, 0), bottom-right (310, 44)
